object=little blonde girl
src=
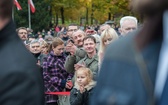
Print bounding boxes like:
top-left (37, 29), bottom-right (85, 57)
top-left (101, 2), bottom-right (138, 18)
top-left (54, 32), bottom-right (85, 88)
top-left (70, 67), bottom-right (96, 105)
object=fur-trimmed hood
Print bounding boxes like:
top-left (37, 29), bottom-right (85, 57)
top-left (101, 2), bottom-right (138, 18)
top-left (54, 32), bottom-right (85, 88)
top-left (74, 80), bottom-right (96, 91)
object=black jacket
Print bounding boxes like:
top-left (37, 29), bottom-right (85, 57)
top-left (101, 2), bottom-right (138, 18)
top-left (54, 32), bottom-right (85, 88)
top-left (70, 81), bottom-right (96, 105)
top-left (0, 20), bottom-right (44, 105)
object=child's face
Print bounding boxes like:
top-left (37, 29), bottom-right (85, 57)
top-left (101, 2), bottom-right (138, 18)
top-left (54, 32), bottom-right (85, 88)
top-left (76, 71), bottom-right (88, 86)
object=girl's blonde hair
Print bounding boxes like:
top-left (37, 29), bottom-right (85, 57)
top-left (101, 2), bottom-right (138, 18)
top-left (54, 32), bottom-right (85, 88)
top-left (75, 67), bottom-right (93, 84)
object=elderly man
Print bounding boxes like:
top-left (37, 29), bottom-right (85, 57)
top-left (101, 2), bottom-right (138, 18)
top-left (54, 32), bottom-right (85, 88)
top-left (29, 39), bottom-right (41, 60)
top-left (65, 29), bottom-right (86, 74)
top-left (0, 0), bottom-right (44, 105)
top-left (119, 16), bottom-right (138, 36)
top-left (71, 29), bottom-right (86, 48)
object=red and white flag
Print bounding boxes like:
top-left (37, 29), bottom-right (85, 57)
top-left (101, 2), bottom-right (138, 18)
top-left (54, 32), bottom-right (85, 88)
top-left (28, 0), bottom-right (35, 13)
top-left (14, 0), bottom-right (22, 10)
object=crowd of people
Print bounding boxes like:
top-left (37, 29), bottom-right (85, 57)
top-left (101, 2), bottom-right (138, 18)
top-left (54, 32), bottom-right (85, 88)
top-left (15, 14), bottom-right (138, 105)
top-left (1, 0), bottom-right (168, 105)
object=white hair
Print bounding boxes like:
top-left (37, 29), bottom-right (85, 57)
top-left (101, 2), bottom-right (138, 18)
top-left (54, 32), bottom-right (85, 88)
top-left (72, 29), bottom-right (86, 37)
top-left (29, 39), bottom-right (41, 48)
top-left (120, 16), bottom-right (138, 28)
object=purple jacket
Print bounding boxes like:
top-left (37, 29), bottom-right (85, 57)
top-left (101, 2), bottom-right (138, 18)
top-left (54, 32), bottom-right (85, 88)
top-left (43, 51), bottom-right (72, 103)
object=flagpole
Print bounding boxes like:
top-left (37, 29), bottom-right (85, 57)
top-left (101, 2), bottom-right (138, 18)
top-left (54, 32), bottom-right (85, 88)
top-left (28, 2), bottom-right (31, 29)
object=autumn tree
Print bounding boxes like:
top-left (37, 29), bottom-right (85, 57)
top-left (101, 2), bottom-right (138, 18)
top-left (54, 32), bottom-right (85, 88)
top-left (14, 0), bottom-right (133, 29)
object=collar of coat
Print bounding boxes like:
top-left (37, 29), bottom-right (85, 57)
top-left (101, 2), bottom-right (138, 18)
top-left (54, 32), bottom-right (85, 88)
top-left (74, 80), bottom-right (96, 91)
top-left (47, 51), bottom-right (65, 67)
top-left (84, 48), bottom-right (99, 61)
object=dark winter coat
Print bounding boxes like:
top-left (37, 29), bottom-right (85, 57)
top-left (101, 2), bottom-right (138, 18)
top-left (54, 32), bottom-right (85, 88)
top-left (70, 81), bottom-right (96, 105)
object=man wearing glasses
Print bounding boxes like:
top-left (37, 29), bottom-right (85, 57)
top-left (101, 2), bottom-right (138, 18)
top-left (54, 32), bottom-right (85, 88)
top-left (67, 24), bottom-right (78, 38)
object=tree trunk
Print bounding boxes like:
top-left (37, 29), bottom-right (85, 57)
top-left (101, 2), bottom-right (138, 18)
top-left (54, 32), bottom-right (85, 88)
top-left (56, 12), bottom-right (58, 25)
top-left (49, 6), bottom-right (52, 28)
top-left (60, 7), bottom-right (64, 24)
top-left (91, 13), bottom-right (93, 25)
top-left (108, 12), bottom-right (111, 20)
top-left (112, 14), bottom-right (114, 21)
top-left (86, 7), bottom-right (88, 25)
top-left (91, 4), bottom-right (94, 25)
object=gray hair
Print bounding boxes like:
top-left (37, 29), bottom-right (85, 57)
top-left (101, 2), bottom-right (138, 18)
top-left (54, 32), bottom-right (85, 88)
top-left (29, 39), bottom-right (41, 48)
top-left (72, 29), bottom-right (86, 37)
top-left (120, 16), bottom-right (138, 28)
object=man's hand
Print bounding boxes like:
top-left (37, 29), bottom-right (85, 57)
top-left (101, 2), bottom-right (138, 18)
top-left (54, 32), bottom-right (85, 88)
top-left (65, 41), bottom-right (77, 56)
top-left (74, 62), bottom-right (86, 71)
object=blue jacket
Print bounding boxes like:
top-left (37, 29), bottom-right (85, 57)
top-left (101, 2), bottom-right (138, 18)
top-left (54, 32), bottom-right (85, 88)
top-left (91, 31), bottom-right (162, 105)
